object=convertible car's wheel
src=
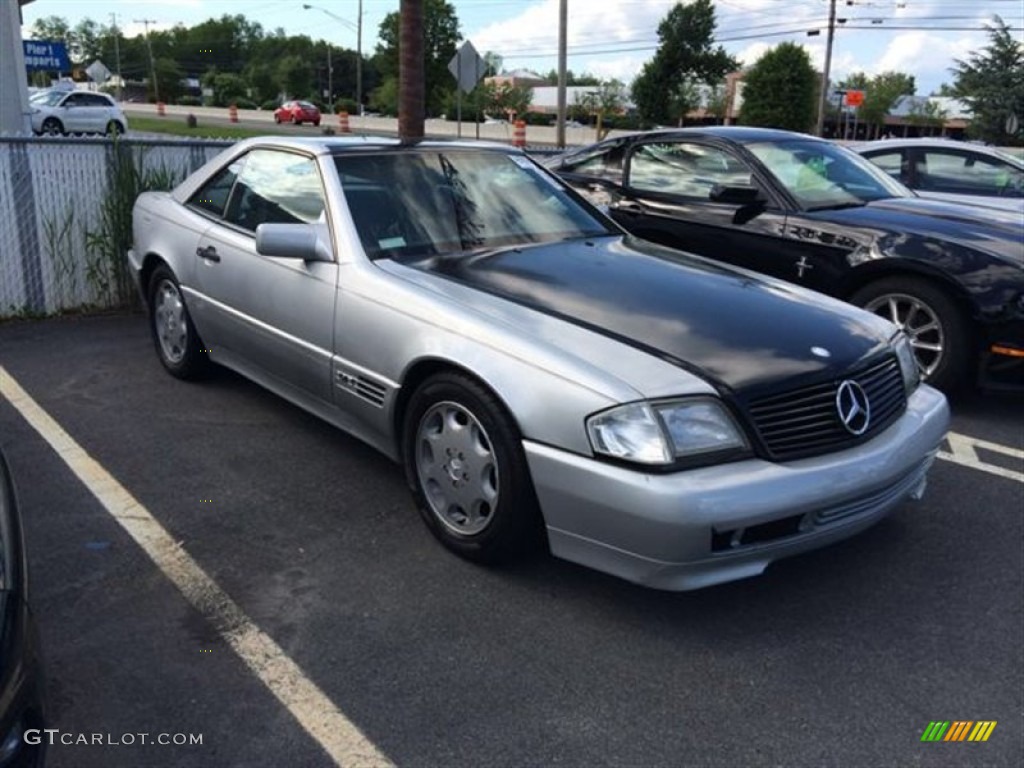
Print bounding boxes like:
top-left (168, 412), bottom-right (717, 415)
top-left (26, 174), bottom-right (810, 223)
top-left (41, 117), bottom-right (63, 136)
top-left (851, 276), bottom-right (971, 392)
top-left (148, 265), bottom-right (209, 380)
top-left (403, 373), bottom-right (543, 563)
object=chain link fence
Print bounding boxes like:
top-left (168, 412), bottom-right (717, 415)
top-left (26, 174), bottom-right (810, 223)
top-left (0, 136), bottom-right (232, 319)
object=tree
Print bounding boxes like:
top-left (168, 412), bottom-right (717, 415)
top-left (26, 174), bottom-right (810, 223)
top-left (202, 68), bottom-right (248, 106)
top-left (906, 99), bottom-right (948, 134)
top-left (376, 0), bottom-right (460, 117)
top-left (276, 56), bottom-right (312, 101)
top-left (151, 58), bottom-right (185, 103)
top-left (482, 81), bottom-right (532, 119)
top-left (631, 0), bottom-right (737, 126)
top-left (840, 70), bottom-right (915, 139)
top-left (740, 42), bottom-right (817, 132)
top-left (951, 16), bottom-right (1024, 145)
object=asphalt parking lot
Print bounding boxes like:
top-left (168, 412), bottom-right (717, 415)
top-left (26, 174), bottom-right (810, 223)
top-left (0, 312), bottom-right (1021, 768)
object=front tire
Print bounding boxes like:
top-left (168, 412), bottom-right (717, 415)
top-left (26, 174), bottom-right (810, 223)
top-left (850, 276), bottom-right (972, 392)
top-left (41, 117), bottom-right (63, 136)
top-left (403, 373), bottom-right (543, 564)
top-left (148, 265), bottom-right (209, 380)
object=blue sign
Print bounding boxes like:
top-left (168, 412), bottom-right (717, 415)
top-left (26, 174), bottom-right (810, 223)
top-left (23, 40), bottom-right (70, 72)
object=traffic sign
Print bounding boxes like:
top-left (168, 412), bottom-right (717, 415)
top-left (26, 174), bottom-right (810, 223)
top-left (447, 41), bottom-right (485, 95)
top-left (86, 60), bottom-right (111, 83)
top-left (844, 90), bottom-right (865, 107)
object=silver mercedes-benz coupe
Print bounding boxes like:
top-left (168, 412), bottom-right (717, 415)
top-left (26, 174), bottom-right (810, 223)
top-left (128, 136), bottom-right (949, 591)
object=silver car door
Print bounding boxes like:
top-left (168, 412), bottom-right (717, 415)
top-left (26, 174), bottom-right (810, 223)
top-left (191, 148), bottom-right (338, 402)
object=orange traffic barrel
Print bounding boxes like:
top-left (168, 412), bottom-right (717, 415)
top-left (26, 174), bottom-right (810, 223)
top-left (156, 101), bottom-right (166, 117)
top-left (229, 103), bottom-right (238, 123)
top-left (512, 120), bottom-right (526, 147)
top-left (338, 111), bottom-right (350, 133)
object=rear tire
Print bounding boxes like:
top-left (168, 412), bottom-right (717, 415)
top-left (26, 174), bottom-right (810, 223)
top-left (147, 265), bottom-right (209, 380)
top-left (850, 276), bottom-right (972, 393)
top-left (106, 120), bottom-right (124, 136)
top-left (402, 373), bottom-right (544, 564)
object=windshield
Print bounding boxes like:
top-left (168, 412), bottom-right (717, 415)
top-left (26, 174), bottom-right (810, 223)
top-left (748, 139), bottom-right (911, 210)
top-left (31, 90), bottom-right (66, 106)
top-left (334, 149), bottom-right (612, 260)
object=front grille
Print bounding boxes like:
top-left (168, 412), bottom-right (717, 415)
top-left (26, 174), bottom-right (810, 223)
top-left (746, 355), bottom-right (906, 461)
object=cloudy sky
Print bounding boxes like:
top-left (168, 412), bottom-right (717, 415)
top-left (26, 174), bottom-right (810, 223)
top-left (20, 0), bottom-right (1024, 94)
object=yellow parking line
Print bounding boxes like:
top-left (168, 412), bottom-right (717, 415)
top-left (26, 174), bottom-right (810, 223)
top-left (0, 366), bottom-right (393, 768)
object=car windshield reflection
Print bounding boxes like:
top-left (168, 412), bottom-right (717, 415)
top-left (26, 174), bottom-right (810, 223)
top-left (334, 150), bottom-right (612, 261)
top-left (748, 139), bottom-right (912, 210)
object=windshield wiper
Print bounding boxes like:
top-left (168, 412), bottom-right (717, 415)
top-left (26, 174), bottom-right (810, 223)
top-left (806, 201), bottom-right (868, 212)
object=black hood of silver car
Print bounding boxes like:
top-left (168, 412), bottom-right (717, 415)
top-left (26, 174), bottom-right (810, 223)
top-left (413, 235), bottom-right (889, 394)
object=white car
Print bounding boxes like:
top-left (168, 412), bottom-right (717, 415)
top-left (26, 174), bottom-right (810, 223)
top-left (855, 139), bottom-right (1024, 213)
top-left (30, 89), bottom-right (128, 136)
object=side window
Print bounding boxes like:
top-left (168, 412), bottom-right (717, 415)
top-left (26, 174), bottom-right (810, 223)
top-left (627, 142), bottom-right (752, 198)
top-left (865, 150), bottom-right (905, 182)
top-left (563, 143), bottom-right (625, 184)
top-left (189, 158), bottom-right (245, 217)
top-left (919, 149), bottom-right (1022, 197)
top-left (62, 93), bottom-right (84, 107)
top-left (224, 150), bottom-right (327, 232)
top-left (85, 94), bottom-right (112, 107)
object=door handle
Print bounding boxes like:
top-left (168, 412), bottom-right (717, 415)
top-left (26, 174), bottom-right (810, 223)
top-left (196, 245), bottom-right (220, 262)
top-left (612, 202), bottom-right (644, 214)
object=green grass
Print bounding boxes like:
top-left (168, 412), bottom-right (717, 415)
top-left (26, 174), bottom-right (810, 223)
top-left (128, 116), bottom-right (270, 139)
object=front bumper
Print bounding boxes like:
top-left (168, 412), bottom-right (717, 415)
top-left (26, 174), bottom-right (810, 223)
top-left (526, 384), bottom-right (949, 590)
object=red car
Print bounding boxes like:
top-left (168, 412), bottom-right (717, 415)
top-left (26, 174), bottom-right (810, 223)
top-left (273, 100), bottom-right (321, 126)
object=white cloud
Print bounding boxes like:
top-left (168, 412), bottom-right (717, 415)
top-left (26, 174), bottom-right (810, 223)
top-left (463, 0), bottom-right (1020, 94)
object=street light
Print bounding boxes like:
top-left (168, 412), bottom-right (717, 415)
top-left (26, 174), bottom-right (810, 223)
top-left (303, 2), bottom-right (362, 114)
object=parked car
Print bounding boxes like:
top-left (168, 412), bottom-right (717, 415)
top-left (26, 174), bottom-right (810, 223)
top-left (273, 101), bottom-right (321, 126)
top-left (0, 448), bottom-right (46, 767)
top-left (30, 88), bottom-right (127, 136)
top-left (129, 136), bottom-right (949, 591)
top-left (546, 127), bottom-right (1024, 392)
top-left (854, 138), bottom-right (1024, 213)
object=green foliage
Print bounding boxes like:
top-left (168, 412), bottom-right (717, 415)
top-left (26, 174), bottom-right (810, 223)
top-left (176, 95), bottom-right (202, 106)
top-left (84, 142), bottom-right (186, 309)
top-left (480, 81), bottom-right (533, 118)
top-left (151, 58), bottom-right (186, 103)
top-left (261, 98), bottom-right (281, 111)
top-left (202, 68), bottom-right (248, 106)
top-left (740, 42), bottom-right (818, 132)
top-left (952, 16), bottom-right (1024, 145)
top-left (334, 98), bottom-right (359, 115)
top-left (276, 55), bottom-right (313, 101)
top-left (631, 0), bottom-right (737, 126)
top-left (375, 0), bottom-right (460, 116)
top-left (542, 69), bottom-right (601, 86)
top-left (370, 77), bottom-right (399, 116)
top-left (839, 70), bottom-right (916, 138)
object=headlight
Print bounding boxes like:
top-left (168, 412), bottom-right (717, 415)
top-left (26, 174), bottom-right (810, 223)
top-left (587, 399), bottom-right (748, 466)
top-left (893, 332), bottom-right (920, 393)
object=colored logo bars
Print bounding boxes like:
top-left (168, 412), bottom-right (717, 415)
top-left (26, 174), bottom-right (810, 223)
top-left (921, 721), bottom-right (997, 742)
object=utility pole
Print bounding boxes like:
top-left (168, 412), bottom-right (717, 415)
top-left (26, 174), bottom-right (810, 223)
top-left (135, 18), bottom-right (159, 103)
top-left (110, 13), bottom-right (122, 102)
top-left (356, 0), bottom-right (363, 114)
top-left (556, 0), bottom-right (567, 149)
top-left (815, 0), bottom-right (837, 137)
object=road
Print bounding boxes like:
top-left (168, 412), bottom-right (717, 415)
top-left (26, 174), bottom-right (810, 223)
top-left (0, 313), bottom-right (1020, 767)
top-left (121, 102), bottom-right (611, 147)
